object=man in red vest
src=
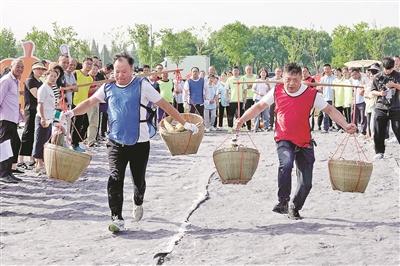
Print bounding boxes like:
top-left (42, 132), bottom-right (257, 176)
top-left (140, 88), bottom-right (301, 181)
top-left (236, 63), bottom-right (357, 220)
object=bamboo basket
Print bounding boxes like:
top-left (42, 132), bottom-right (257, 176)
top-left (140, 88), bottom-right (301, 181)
top-left (159, 113), bottom-right (205, 156)
top-left (328, 159), bottom-right (373, 193)
top-left (44, 143), bottom-right (91, 183)
top-left (213, 146), bottom-right (260, 184)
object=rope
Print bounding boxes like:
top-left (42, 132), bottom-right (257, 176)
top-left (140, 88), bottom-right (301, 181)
top-left (328, 84), bottom-right (370, 192)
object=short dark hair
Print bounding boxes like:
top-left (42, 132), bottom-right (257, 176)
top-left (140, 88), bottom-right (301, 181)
top-left (382, 57), bottom-right (395, 70)
top-left (323, 63), bottom-right (331, 68)
top-left (191, 66), bottom-right (199, 72)
top-left (92, 56), bottom-right (99, 59)
top-left (351, 68), bottom-right (360, 73)
top-left (232, 66), bottom-right (239, 70)
top-left (105, 63), bottom-right (114, 71)
top-left (83, 57), bottom-right (93, 63)
top-left (336, 68), bottom-right (342, 72)
top-left (284, 63), bottom-right (302, 75)
top-left (114, 52), bottom-right (134, 67)
top-left (143, 64), bottom-right (150, 69)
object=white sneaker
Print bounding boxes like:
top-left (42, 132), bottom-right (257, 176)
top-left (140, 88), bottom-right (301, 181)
top-left (108, 216), bottom-right (125, 233)
top-left (210, 127), bottom-right (216, 131)
top-left (373, 153), bottom-right (384, 160)
top-left (132, 198), bottom-right (143, 222)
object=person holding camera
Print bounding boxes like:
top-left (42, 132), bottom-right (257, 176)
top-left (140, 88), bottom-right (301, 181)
top-left (371, 57), bottom-right (400, 160)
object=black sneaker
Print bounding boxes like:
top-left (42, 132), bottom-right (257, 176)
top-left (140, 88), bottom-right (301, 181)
top-left (12, 168), bottom-right (24, 174)
top-left (288, 205), bottom-right (302, 220)
top-left (0, 174), bottom-right (19, 184)
top-left (9, 173), bottom-right (22, 181)
top-left (272, 202), bottom-right (288, 214)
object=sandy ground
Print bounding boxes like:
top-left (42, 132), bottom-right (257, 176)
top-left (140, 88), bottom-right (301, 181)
top-left (1, 129), bottom-right (399, 265)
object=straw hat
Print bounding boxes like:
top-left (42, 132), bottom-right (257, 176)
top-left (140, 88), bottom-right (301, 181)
top-left (32, 62), bottom-right (47, 70)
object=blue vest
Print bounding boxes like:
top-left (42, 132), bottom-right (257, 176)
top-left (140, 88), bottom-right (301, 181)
top-left (104, 78), bottom-right (142, 145)
top-left (188, 78), bottom-right (204, 104)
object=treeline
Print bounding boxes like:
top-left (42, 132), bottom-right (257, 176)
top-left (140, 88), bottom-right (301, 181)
top-left (1, 21), bottom-right (399, 73)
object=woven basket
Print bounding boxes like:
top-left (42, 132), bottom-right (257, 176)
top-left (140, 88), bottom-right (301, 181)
top-left (44, 143), bottom-right (91, 183)
top-left (159, 113), bottom-right (205, 156)
top-left (213, 146), bottom-right (260, 184)
top-left (328, 159), bottom-right (373, 193)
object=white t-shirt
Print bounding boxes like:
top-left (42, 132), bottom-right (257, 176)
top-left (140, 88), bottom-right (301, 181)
top-left (36, 83), bottom-right (55, 120)
top-left (260, 84), bottom-right (328, 111)
top-left (252, 79), bottom-right (270, 101)
top-left (93, 77), bottom-right (162, 142)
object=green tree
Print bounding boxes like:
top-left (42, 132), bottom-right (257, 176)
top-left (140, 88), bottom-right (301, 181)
top-left (247, 26), bottom-right (287, 72)
top-left (24, 27), bottom-right (53, 60)
top-left (332, 22), bottom-right (372, 67)
top-left (160, 28), bottom-right (197, 67)
top-left (129, 24), bottom-right (152, 66)
top-left (0, 28), bottom-right (18, 59)
top-left (279, 26), bottom-right (308, 63)
top-left (109, 27), bottom-right (132, 56)
top-left (367, 27), bottom-right (400, 59)
top-left (212, 21), bottom-right (252, 66)
top-left (302, 29), bottom-right (332, 73)
top-left (24, 23), bottom-right (91, 61)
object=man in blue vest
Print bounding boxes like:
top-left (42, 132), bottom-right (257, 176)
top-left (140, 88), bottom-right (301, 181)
top-left (65, 53), bottom-right (199, 232)
top-left (184, 67), bottom-right (206, 117)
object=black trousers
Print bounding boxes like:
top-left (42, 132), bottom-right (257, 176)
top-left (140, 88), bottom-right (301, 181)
top-left (244, 99), bottom-right (254, 130)
top-left (276, 140), bottom-right (315, 210)
top-left (173, 99), bottom-right (184, 113)
top-left (98, 111), bottom-right (108, 138)
top-left (227, 102), bottom-right (244, 128)
top-left (0, 120), bottom-right (20, 177)
top-left (335, 106), bottom-right (344, 129)
top-left (19, 108), bottom-right (36, 156)
top-left (190, 104), bottom-right (204, 117)
top-left (107, 140), bottom-right (150, 220)
top-left (71, 114), bottom-right (89, 146)
top-left (373, 109), bottom-right (400, 154)
top-left (218, 102), bottom-right (230, 127)
top-left (269, 103), bottom-right (275, 129)
top-left (343, 107), bottom-right (352, 123)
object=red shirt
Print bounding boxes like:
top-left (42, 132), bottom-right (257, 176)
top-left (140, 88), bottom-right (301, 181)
top-left (274, 84), bottom-right (317, 147)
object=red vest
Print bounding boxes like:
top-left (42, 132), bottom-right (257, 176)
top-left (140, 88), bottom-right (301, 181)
top-left (274, 84), bottom-right (317, 147)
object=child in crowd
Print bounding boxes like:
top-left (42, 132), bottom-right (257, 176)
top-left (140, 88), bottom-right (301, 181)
top-left (204, 75), bottom-right (218, 132)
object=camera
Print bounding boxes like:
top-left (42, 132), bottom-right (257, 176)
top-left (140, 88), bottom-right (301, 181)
top-left (377, 75), bottom-right (395, 106)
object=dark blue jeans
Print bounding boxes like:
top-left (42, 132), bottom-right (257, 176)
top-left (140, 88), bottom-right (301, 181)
top-left (276, 140), bottom-right (315, 210)
top-left (107, 140), bottom-right (150, 220)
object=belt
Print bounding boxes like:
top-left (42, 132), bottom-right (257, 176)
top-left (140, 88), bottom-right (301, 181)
top-left (109, 138), bottom-right (131, 147)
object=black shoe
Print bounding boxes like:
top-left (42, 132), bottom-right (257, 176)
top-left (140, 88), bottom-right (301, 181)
top-left (12, 168), bottom-right (25, 174)
top-left (272, 202), bottom-right (288, 214)
top-left (288, 205), bottom-right (302, 220)
top-left (0, 174), bottom-right (19, 184)
top-left (9, 173), bottom-right (22, 181)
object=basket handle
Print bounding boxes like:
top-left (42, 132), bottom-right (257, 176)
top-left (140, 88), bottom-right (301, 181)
top-left (330, 133), bottom-right (369, 162)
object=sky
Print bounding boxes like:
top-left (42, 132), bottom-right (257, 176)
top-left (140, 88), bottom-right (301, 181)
top-left (1, 0), bottom-right (399, 48)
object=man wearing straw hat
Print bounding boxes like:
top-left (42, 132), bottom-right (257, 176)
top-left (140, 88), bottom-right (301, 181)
top-left (235, 63), bottom-right (357, 220)
top-left (64, 53), bottom-right (199, 233)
